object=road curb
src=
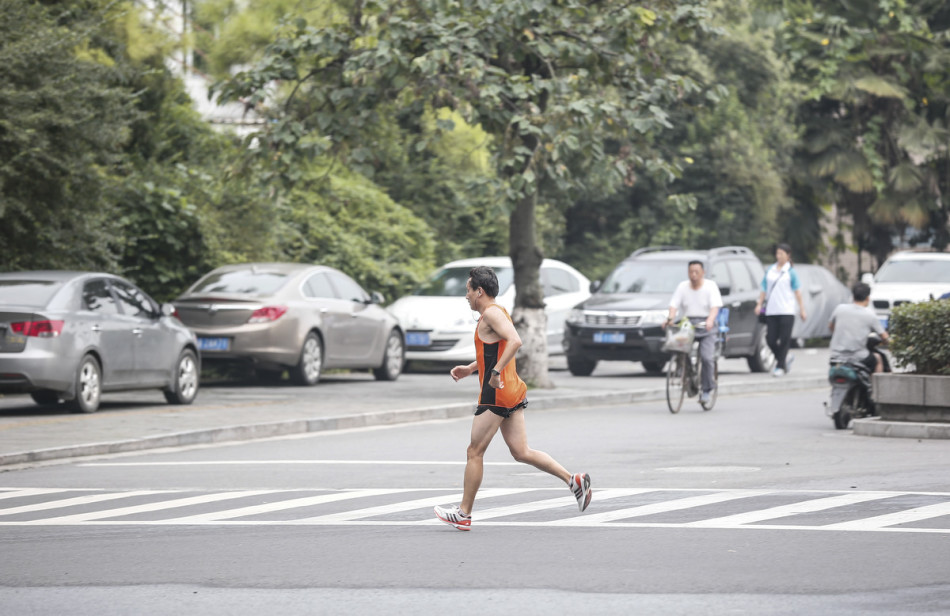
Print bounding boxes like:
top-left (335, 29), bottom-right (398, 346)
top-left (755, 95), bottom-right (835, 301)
top-left (0, 375), bottom-right (829, 467)
top-left (852, 417), bottom-right (950, 439)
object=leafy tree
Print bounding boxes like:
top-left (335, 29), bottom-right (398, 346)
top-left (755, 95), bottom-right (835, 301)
top-left (777, 0), bottom-right (950, 267)
top-left (221, 0), bottom-right (712, 385)
top-left (563, 0), bottom-right (799, 275)
top-left (0, 0), bottom-right (136, 272)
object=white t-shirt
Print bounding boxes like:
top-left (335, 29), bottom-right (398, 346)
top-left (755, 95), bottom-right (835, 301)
top-left (761, 263), bottom-right (801, 316)
top-left (669, 279), bottom-right (723, 319)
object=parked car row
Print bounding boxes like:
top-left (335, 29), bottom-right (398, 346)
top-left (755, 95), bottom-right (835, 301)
top-left (0, 264), bottom-right (404, 413)
top-left (3, 245), bottom-right (897, 411)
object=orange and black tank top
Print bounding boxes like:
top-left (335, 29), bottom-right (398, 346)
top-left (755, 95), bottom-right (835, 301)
top-left (475, 304), bottom-right (528, 413)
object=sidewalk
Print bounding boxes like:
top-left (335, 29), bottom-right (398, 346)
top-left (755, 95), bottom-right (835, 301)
top-left (0, 348), bottom-right (925, 467)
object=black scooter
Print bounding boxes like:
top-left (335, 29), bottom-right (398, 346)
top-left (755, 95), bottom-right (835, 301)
top-left (825, 333), bottom-right (891, 430)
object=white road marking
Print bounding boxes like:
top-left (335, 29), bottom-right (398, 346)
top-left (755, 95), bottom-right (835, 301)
top-left (79, 460), bottom-right (521, 467)
top-left (549, 490), bottom-right (774, 526)
top-left (822, 501), bottom-right (950, 531)
top-left (162, 489), bottom-right (409, 523)
top-left (0, 490), bottom-right (165, 516)
top-left (298, 487), bottom-right (531, 522)
top-left (473, 488), bottom-right (653, 520)
top-left (35, 490), bottom-right (274, 524)
top-left (684, 492), bottom-right (900, 527)
top-left (0, 488), bottom-right (73, 501)
top-left (3, 487), bottom-right (950, 534)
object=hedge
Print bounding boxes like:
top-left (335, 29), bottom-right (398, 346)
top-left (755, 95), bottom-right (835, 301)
top-left (888, 299), bottom-right (950, 375)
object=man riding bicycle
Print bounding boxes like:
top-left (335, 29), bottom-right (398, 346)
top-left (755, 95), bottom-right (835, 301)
top-left (663, 260), bottom-right (723, 405)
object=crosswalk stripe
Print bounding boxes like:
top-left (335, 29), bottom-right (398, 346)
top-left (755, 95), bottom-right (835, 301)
top-left (549, 490), bottom-right (774, 526)
top-left (821, 501), bottom-right (950, 531)
top-left (474, 488), bottom-right (653, 520)
top-left (0, 488), bottom-right (72, 501)
top-left (297, 488), bottom-right (533, 522)
top-left (683, 492), bottom-right (900, 527)
top-left (0, 490), bottom-right (165, 516)
top-left (162, 489), bottom-right (409, 523)
top-left (36, 490), bottom-right (274, 524)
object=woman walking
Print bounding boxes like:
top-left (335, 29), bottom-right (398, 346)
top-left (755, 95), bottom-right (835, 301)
top-left (755, 243), bottom-right (807, 376)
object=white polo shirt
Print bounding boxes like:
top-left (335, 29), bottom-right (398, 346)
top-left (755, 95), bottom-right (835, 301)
top-left (669, 279), bottom-right (723, 319)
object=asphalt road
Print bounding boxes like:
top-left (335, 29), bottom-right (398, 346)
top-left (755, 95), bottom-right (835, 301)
top-left (1, 387), bottom-right (948, 615)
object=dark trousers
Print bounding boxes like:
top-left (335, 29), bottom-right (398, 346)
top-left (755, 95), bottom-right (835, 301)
top-left (765, 314), bottom-right (795, 370)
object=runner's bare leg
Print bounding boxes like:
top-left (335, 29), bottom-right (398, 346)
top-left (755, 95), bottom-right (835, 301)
top-left (461, 411), bottom-right (504, 514)
top-left (500, 410), bottom-right (571, 483)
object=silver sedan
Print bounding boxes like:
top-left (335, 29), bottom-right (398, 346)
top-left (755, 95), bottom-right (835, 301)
top-left (173, 263), bottom-right (404, 385)
top-left (0, 271), bottom-right (199, 413)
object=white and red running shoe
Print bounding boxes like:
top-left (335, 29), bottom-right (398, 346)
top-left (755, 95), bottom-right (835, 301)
top-left (570, 473), bottom-right (592, 512)
top-left (434, 504), bottom-right (471, 530)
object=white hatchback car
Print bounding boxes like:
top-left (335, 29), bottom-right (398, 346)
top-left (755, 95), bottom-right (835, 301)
top-left (387, 256), bottom-right (591, 364)
top-left (863, 251), bottom-right (950, 328)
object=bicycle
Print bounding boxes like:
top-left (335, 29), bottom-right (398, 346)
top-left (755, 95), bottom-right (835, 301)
top-left (665, 310), bottom-right (728, 414)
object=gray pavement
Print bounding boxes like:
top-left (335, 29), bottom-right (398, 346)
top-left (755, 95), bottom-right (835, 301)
top-left (0, 348), bottom-right (937, 467)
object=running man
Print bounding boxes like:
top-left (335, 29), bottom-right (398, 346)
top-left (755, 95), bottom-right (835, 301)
top-left (434, 266), bottom-right (592, 530)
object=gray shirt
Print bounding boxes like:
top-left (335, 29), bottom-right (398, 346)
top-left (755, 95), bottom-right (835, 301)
top-left (829, 303), bottom-right (885, 362)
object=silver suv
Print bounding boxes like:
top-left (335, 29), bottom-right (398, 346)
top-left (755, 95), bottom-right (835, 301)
top-left (562, 246), bottom-right (775, 375)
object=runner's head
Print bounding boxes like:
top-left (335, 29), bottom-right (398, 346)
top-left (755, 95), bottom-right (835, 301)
top-left (468, 266), bottom-right (499, 299)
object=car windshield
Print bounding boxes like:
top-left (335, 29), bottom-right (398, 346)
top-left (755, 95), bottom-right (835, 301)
top-left (189, 270), bottom-right (290, 296)
top-left (875, 259), bottom-right (950, 283)
top-left (413, 266), bottom-right (514, 297)
top-left (0, 280), bottom-right (62, 307)
top-left (600, 260), bottom-right (690, 295)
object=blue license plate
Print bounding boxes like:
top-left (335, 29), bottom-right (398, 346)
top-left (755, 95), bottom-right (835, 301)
top-left (879, 317), bottom-right (888, 330)
top-left (593, 331), bottom-right (625, 344)
top-left (406, 331), bottom-right (431, 347)
top-left (198, 337), bottom-right (230, 352)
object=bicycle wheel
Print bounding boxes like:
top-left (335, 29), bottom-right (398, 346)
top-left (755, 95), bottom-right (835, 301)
top-left (666, 354), bottom-right (687, 414)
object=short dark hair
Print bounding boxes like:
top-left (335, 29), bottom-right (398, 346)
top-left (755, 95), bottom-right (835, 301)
top-left (853, 282), bottom-right (871, 302)
top-left (776, 243), bottom-right (793, 258)
top-left (469, 266), bottom-right (499, 297)
top-left (687, 260), bottom-right (704, 270)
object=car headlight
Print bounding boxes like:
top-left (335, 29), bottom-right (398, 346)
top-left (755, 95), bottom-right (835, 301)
top-left (567, 308), bottom-right (585, 324)
top-left (639, 310), bottom-right (669, 325)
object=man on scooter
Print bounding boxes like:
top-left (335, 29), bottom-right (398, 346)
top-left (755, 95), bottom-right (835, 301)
top-left (828, 282), bottom-right (889, 374)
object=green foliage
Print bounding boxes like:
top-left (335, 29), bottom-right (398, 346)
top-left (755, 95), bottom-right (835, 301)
top-left (561, 0), bottom-right (797, 273)
top-left (778, 0), bottom-right (950, 264)
top-left (278, 166), bottom-right (436, 302)
top-left (0, 0), bottom-right (136, 272)
top-left (888, 299), bottom-right (950, 375)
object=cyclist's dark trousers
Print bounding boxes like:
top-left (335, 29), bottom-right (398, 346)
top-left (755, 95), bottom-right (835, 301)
top-left (765, 314), bottom-right (795, 370)
top-left (691, 325), bottom-right (716, 394)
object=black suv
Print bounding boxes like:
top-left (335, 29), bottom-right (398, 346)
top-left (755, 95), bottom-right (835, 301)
top-left (562, 246), bottom-right (775, 375)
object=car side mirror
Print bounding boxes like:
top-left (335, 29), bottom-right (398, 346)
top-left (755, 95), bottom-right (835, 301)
top-left (717, 284), bottom-right (731, 296)
top-left (861, 272), bottom-right (874, 285)
top-left (369, 291), bottom-right (385, 305)
top-left (161, 303), bottom-right (176, 317)
top-left (590, 280), bottom-right (601, 293)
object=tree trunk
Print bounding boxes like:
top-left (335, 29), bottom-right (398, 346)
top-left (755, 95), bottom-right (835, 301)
top-left (509, 190), bottom-right (553, 388)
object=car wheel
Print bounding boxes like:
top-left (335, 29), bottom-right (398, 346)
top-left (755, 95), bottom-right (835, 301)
top-left (373, 329), bottom-right (405, 381)
top-left (641, 360), bottom-right (666, 375)
top-left (164, 349), bottom-right (199, 405)
top-left (70, 355), bottom-right (102, 414)
top-left (746, 326), bottom-right (776, 373)
top-left (30, 390), bottom-right (61, 407)
top-left (567, 355), bottom-right (597, 377)
top-left (291, 332), bottom-right (323, 386)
